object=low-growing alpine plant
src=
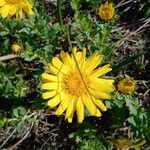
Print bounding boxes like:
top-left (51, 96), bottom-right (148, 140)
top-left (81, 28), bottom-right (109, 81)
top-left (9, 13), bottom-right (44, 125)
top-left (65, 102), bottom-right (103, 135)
top-left (0, 0), bottom-right (149, 149)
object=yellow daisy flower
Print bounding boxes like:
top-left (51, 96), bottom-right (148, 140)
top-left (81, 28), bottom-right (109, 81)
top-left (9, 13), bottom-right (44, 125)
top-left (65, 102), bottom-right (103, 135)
top-left (118, 75), bottom-right (136, 95)
top-left (0, 0), bottom-right (33, 19)
top-left (11, 43), bottom-right (23, 54)
top-left (113, 138), bottom-right (146, 149)
top-left (42, 47), bottom-right (115, 123)
top-left (98, 1), bottom-right (115, 21)
top-left (113, 138), bottom-right (132, 149)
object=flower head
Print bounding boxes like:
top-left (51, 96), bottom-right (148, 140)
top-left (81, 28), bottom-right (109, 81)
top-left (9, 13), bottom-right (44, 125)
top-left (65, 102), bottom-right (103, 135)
top-left (11, 43), bottom-right (22, 54)
top-left (113, 138), bottom-right (146, 149)
top-left (98, 1), bottom-right (115, 21)
top-left (42, 47), bottom-right (115, 123)
top-left (0, 0), bottom-right (33, 19)
top-left (113, 138), bottom-right (132, 149)
top-left (118, 75), bottom-right (135, 95)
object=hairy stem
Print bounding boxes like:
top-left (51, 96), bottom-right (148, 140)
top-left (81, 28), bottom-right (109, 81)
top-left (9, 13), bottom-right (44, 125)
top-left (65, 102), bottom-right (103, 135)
top-left (57, 0), bottom-right (63, 27)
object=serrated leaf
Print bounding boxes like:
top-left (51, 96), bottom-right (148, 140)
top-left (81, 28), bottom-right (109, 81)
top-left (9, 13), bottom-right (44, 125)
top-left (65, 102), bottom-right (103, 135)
top-left (76, 11), bottom-right (92, 32)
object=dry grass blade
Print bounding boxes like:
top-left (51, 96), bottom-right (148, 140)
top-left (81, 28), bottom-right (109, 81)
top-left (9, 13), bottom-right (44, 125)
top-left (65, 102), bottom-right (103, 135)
top-left (116, 18), bottom-right (150, 47)
top-left (0, 54), bottom-right (19, 61)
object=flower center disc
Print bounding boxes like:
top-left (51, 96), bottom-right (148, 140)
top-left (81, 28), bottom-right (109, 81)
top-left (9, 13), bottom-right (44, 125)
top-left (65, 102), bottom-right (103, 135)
top-left (102, 8), bottom-right (111, 15)
top-left (63, 72), bottom-right (88, 97)
top-left (123, 80), bottom-right (133, 86)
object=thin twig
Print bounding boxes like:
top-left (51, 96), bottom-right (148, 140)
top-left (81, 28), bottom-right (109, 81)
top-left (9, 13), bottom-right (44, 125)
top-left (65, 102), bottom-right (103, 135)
top-left (0, 129), bottom-right (16, 149)
top-left (116, 18), bottom-right (150, 47)
top-left (7, 123), bottom-right (34, 150)
top-left (0, 54), bottom-right (19, 61)
top-left (39, 129), bottom-right (59, 150)
top-left (116, 0), bottom-right (133, 8)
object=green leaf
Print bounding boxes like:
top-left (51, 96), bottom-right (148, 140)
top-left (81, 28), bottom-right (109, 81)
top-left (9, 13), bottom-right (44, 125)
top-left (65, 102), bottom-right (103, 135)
top-left (16, 121), bottom-right (25, 133)
top-left (18, 107), bottom-right (26, 116)
top-left (112, 107), bottom-right (127, 127)
top-left (128, 116), bottom-right (136, 127)
top-left (0, 114), bottom-right (6, 128)
top-left (13, 108), bottom-right (19, 118)
top-left (0, 31), bottom-right (9, 36)
top-left (111, 51), bottom-right (147, 74)
top-left (76, 11), bottom-right (92, 32)
top-left (13, 107), bottom-right (26, 118)
top-left (71, 0), bottom-right (81, 12)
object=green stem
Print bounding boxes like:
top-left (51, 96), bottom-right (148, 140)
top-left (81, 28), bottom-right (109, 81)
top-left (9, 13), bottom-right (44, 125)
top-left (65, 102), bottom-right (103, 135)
top-left (66, 25), bottom-right (72, 49)
top-left (66, 25), bottom-right (93, 100)
top-left (57, 0), bottom-right (63, 27)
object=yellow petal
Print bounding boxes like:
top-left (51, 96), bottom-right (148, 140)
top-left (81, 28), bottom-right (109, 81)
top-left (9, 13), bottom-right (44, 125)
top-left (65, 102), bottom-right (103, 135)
top-left (90, 88), bottom-right (111, 99)
top-left (82, 47), bottom-right (87, 54)
top-left (47, 94), bottom-right (61, 108)
top-left (23, 2), bottom-right (33, 15)
top-left (71, 47), bottom-right (81, 65)
top-left (95, 109), bottom-right (102, 117)
top-left (52, 57), bottom-right (63, 68)
top-left (74, 52), bottom-right (82, 66)
top-left (81, 94), bottom-right (97, 116)
top-left (67, 108), bottom-right (75, 123)
top-left (93, 98), bottom-right (107, 111)
top-left (67, 117), bottom-right (73, 123)
top-left (65, 97), bottom-right (76, 119)
top-left (72, 47), bottom-right (77, 54)
top-left (74, 48), bottom-right (86, 70)
top-left (67, 96), bottom-right (76, 123)
top-left (42, 91), bottom-right (57, 99)
top-left (76, 97), bottom-right (84, 123)
top-left (60, 51), bottom-right (75, 69)
top-left (90, 78), bottom-right (115, 93)
top-left (90, 64), bottom-right (112, 78)
top-left (80, 47), bottom-right (86, 70)
top-left (42, 82), bottom-right (61, 91)
top-left (0, 4), bottom-right (11, 18)
top-left (16, 11), bottom-right (19, 19)
top-left (52, 57), bottom-right (69, 74)
top-left (42, 73), bottom-right (60, 82)
top-left (48, 64), bottom-right (58, 75)
top-left (18, 9), bottom-right (23, 19)
top-left (55, 92), bottom-right (69, 115)
top-left (84, 53), bottom-right (102, 74)
top-left (9, 5), bottom-right (17, 17)
top-left (55, 96), bottom-right (69, 116)
top-left (0, 0), bottom-right (6, 6)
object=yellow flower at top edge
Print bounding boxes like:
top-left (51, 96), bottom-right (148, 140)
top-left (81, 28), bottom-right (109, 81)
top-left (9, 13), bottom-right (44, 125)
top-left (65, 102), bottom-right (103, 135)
top-left (42, 47), bottom-right (115, 123)
top-left (0, 0), bottom-right (33, 19)
top-left (98, 1), bottom-right (115, 21)
top-left (118, 75), bottom-right (136, 95)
